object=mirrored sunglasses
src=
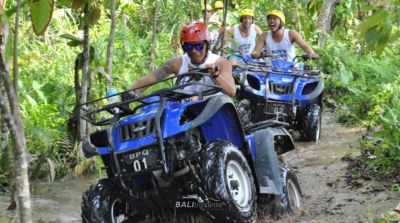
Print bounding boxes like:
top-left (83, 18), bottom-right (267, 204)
top-left (182, 43), bottom-right (205, 53)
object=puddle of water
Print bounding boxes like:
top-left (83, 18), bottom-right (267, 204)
top-left (0, 177), bottom-right (96, 222)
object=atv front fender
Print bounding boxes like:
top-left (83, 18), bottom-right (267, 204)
top-left (253, 127), bottom-right (294, 195)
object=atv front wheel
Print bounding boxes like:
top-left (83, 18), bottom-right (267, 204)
top-left (81, 179), bottom-right (145, 223)
top-left (236, 99), bottom-right (252, 126)
top-left (282, 166), bottom-right (302, 212)
top-left (264, 162), bottom-right (302, 218)
top-left (202, 141), bottom-right (256, 223)
top-left (300, 103), bottom-right (322, 142)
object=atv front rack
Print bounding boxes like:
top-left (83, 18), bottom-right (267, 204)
top-left (233, 63), bottom-right (321, 78)
top-left (80, 72), bottom-right (222, 126)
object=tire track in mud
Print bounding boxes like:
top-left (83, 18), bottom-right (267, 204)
top-left (268, 115), bottom-right (400, 223)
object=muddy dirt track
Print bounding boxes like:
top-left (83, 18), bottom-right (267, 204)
top-left (0, 115), bottom-right (399, 223)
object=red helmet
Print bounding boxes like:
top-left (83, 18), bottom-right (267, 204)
top-left (180, 21), bottom-right (210, 44)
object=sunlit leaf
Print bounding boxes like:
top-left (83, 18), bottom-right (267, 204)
top-left (60, 33), bottom-right (82, 42)
top-left (357, 11), bottom-right (387, 37)
top-left (29, 0), bottom-right (55, 36)
top-left (60, 33), bottom-right (83, 47)
top-left (57, 0), bottom-right (72, 8)
top-left (36, 89), bottom-right (48, 104)
top-left (365, 27), bottom-right (381, 44)
top-left (26, 95), bottom-right (38, 106)
top-left (32, 80), bottom-right (42, 90)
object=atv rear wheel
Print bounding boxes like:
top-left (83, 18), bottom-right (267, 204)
top-left (300, 103), bottom-right (322, 142)
top-left (203, 141), bottom-right (256, 223)
top-left (81, 179), bottom-right (145, 223)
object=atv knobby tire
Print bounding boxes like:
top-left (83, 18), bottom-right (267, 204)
top-left (258, 161), bottom-right (302, 219)
top-left (202, 141), bottom-right (256, 223)
top-left (284, 167), bottom-right (302, 212)
top-left (236, 99), bottom-right (252, 126)
top-left (81, 179), bottom-right (145, 223)
top-left (300, 103), bottom-right (322, 142)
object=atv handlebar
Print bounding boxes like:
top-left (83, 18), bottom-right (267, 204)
top-left (81, 71), bottom-right (223, 126)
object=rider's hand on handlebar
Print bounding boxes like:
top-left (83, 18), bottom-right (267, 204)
top-left (203, 64), bottom-right (220, 79)
top-left (121, 90), bottom-right (138, 101)
top-left (309, 52), bottom-right (319, 60)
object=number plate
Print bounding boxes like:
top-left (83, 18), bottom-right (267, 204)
top-left (119, 148), bottom-right (159, 174)
top-left (266, 102), bottom-right (291, 115)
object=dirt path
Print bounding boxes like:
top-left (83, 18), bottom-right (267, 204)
top-left (0, 115), bottom-right (398, 222)
top-left (272, 115), bottom-right (400, 223)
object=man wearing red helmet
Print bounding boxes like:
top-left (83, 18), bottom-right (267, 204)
top-left (129, 21), bottom-right (235, 97)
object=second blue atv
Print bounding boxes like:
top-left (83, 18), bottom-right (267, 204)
top-left (233, 55), bottom-right (324, 142)
top-left (79, 70), bottom-right (302, 222)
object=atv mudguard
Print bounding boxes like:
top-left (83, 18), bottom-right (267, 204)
top-left (253, 127), bottom-right (294, 195)
top-left (185, 95), bottom-right (246, 149)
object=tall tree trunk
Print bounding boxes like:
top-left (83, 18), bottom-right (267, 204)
top-left (149, 1), bottom-right (159, 71)
top-left (0, 0), bottom-right (9, 171)
top-left (316, 0), bottom-right (337, 47)
top-left (1, 114), bottom-right (9, 169)
top-left (0, 0), bottom-right (32, 221)
top-left (105, 0), bottom-right (116, 87)
top-left (294, 0), bottom-right (302, 34)
top-left (78, 3), bottom-right (90, 140)
top-left (121, 13), bottom-right (127, 58)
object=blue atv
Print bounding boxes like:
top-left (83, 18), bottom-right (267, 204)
top-left (233, 55), bottom-right (324, 142)
top-left (79, 70), bottom-right (302, 222)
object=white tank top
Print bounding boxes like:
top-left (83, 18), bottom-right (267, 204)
top-left (178, 52), bottom-right (222, 95)
top-left (265, 29), bottom-right (295, 62)
top-left (232, 24), bottom-right (257, 55)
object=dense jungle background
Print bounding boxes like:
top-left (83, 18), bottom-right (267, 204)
top-left (0, 0), bottom-right (400, 222)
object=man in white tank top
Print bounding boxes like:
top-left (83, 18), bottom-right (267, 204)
top-left (251, 10), bottom-right (318, 61)
top-left (226, 9), bottom-right (262, 56)
top-left (129, 21), bottom-right (235, 98)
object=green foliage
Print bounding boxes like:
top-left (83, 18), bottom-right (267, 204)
top-left (321, 25), bottom-right (400, 177)
top-left (360, 79), bottom-right (400, 176)
top-left (29, 0), bottom-right (55, 35)
top-left (358, 11), bottom-right (392, 56)
top-left (373, 212), bottom-right (400, 223)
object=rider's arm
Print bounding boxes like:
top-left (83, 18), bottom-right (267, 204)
top-left (289, 30), bottom-right (319, 59)
top-left (130, 57), bottom-right (181, 94)
top-left (254, 25), bottom-right (263, 37)
top-left (213, 58), bottom-right (236, 97)
top-left (250, 32), bottom-right (267, 59)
